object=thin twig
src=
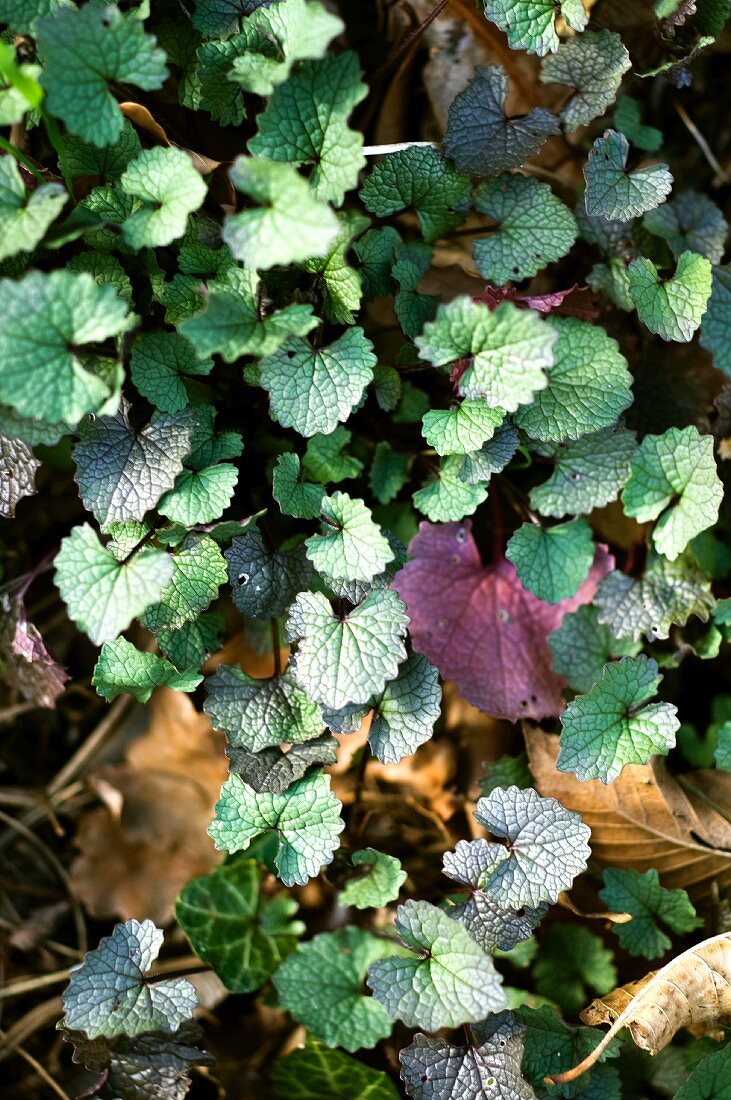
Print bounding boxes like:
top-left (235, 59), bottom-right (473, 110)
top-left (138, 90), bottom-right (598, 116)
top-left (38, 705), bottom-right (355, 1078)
top-left (3, 1034), bottom-right (72, 1100)
top-left (674, 100), bottom-right (730, 183)
top-left (0, 996), bottom-right (63, 1062)
top-left (0, 968), bottom-right (71, 1003)
top-left (372, 0), bottom-right (452, 80)
top-left (271, 618), bottom-right (282, 678)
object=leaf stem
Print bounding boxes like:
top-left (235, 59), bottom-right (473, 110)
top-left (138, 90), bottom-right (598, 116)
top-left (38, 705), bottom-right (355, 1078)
top-left (40, 108), bottom-right (75, 201)
top-left (0, 134), bottom-right (46, 184)
top-left (271, 617), bottom-right (282, 678)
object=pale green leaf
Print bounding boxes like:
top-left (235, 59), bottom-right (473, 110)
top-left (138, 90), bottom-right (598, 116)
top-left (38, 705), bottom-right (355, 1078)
top-left (130, 332), bottom-right (213, 414)
top-left (628, 251), bottom-right (713, 342)
top-left (0, 157), bottom-right (66, 262)
top-left (140, 535), bottom-right (227, 633)
top-left (413, 454), bottom-right (488, 522)
top-left (584, 130), bottom-right (672, 221)
top-left (204, 664), bottom-right (323, 752)
top-left (541, 30), bottom-right (631, 130)
top-left (595, 550), bottom-right (715, 642)
top-left (339, 848), bottom-right (407, 910)
top-left (231, 0), bottom-right (343, 95)
top-left (483, 0), bottom-right (589, 56)
top-left (360, 146), bottom-right (471, 243)
top-left (549, 605), bottom-right (640, 692)
top-left (272, 452), bottom-right (325, 520)
top-left (120, 147), bottom-right (207, 249)
top-left (643, 190), bottom-right (728, 263)
top-left (92, 637), bottom-right (202, 702)
top-left (506, 518), bottom-right (595, 604)
top-left (306, 492), bottom-right (394, 583)
top-left (529, 425), bottom-right (637, 518)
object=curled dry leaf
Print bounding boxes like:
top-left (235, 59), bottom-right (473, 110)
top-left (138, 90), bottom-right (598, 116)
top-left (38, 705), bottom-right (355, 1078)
top-left (525, 727), bottom-right (731, 897)
top-left (548, 932), bottom-right (731, 1085)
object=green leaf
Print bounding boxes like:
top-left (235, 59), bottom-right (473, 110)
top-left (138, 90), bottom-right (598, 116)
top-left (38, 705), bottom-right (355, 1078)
top-left (479, 752), bottom-right (534, 797)
top-left (305, 492), bottom-right (393, 583)
top-left (0, 432), bottom-right (39, 520)
top-left (541, 30), bottom-right (631, 131)
top-left (287, 588), bottom-right (409, 709)
top-left (558, 654), bottom-right (679, 783)
top-left (367, 900), bottom-right (506, 1030)
top-left (0, 270), bottom-right (131, 428)
top-left (393, 240), bottom-right (439, 338)
top-left (514, 316), bottom-right (633, 442)
top-left (67, 252), bottom-right (134, 305)
top-left (248, 52), bottom-right (367, 204)
top-left (38, 4), bottom-right (168, 146)
top-left (549, 605), bottom-right (641, 693)
top-left (303, 426), bottom-right (364, 483)
top-left (423, 401), bottom-right (505, 457)
top-left (92, 638), bottom-right (202, 703)
top-left (339, 848), bottom-right (407, 910)
top-left (370, 442), bottom-right (411, 505)
top-left (275, 927), bottom-right (395, 1051)
top-left (208, 768), bottom-right (344, 886)
top-left (354, 226), bottom-right (402, 300)
top-left (533, 924), bottom-right (617, 1017)
top-left (700, 264), bottom-right (731, 373)
top-left (196, 38), bottom-right (247, 127)
top-left (191, 0), bottom-right (261, 36)
top-left (622, 426), bottom-right (723, 560)
top-left (472, 174), bottom-right (577, 285)
top-left (413, 454), bottom-right (488, 522)
top-left (443, 65), bottom-right (559, 176)
top-left (205, 664), bottom-right (323, 752)
top-left (300, 209), bottom-right (369, 325)
top-left (226, 527), bottom-right (313, 619)
top-left (130, 332), bottom-right (213, 414)
top-left (614, 95), bottom-right (663, 153)
top-left (64, 120), bottom-right (142, 181)
top-left (529, 426), bottom-right (637, 518)
top-left (62, 919), bottom-right (197, 1039)
top-left (360, 146), bottom-right (470, 244)
top-left (516, 1004), bottom-right (619, 1099)
top-left (260, 328), bottom-right (377, 438)
top-left (471, 786), bottom-right (591, 907)
top-left (643, 191), bottom-right (728, 263)
top-left (226, 733), bottom-right (339, 794)
top-left (224, 156), bottom-right (339, 269)
top-left (157, 610), bottom-right (225, 671)
top-left (584, 130), bottom-right (672, 221)
top-left (120, 147), bottom-right (207, 249)
top-left (595, 550), bottom-right (715, 642)
top-left (158, 406), bottom-right (241, 527)
top-left (73, 401), bottom-right (195, 526)
top-left (416, 297), bottom-right (556, 412)
top-left (506, 518), bottom-right (595, 605)
top-left (140, 535), bottom-right (227, 633)
top-left (715, 724), bottom-right (731, 771)
top-left (230, 0), bottom-right (343, 96)
top-left (599, 868), bottom-right (701, 959)
top-left (483, 0), bottom-right (589, 56)
top-left (176, 858), bottom-right (304, 994)
top-left (273, 452), bottom-right (325, 520)
top-left (676, 1045), bottom-right (731, 1100)
top-left (0, 0), bottom-right (64, 35)
top-left (458, 422), bottom-right (520, 485)
top-left (0, 156), bottom-right (66, 262)
top-left (628, 251), bottom-right (713, 342)
top-left (271, 1040), bottom-right (400, 1100)
top-left (55, 524), bottom-right (172, 646)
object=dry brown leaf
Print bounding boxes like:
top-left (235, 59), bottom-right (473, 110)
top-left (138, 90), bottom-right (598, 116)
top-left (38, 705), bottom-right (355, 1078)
top-left (120, 102), bottom-right (171, 145)
top-left (525, 727), bottom-right (731, 897)
top-left (548, 932), bottom-right (731, 1084)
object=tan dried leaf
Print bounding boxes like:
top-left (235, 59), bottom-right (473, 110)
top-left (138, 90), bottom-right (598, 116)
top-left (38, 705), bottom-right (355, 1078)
top-left (549, 932), bottom-right (731, 1084)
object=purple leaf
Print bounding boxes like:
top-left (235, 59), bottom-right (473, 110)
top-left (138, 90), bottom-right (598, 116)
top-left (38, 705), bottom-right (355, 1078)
top-left (475, 283), bottom-right (599, 321)
top-left (0, 597), bottom-right (69, 708)
top-left (392, 521), bottom-right (613, 721)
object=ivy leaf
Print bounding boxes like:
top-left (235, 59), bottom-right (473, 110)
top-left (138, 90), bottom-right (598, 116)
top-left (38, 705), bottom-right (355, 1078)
top-left (595, 550), bottom-right (715, 642)
top-left (443, 840), bottom-right (547, 952)
top-left (416, 297), bottom-right (556, 412)
top-left (158, 610), bottom-right (225, 671)
top-left (176, 858), bottom-right (304, 993)
top-left (643, 191), bottom-right (728, 263)
top-left (529, 426), bottom-right (637, 518)
top-left (324, 651), bottom-right (441, 764)
top-left (393, 241), bottom-right (439, 338)
top-left (303, 425), bottom-right (364, 482)
top-left (55, 524), bottom-right (172, 646)
top-left (479, 752), bottom-right (534, 797)
top-left (273, 452), bottom-right (325, 520)
top-left (0, 156), bottom-right (66, 261)
top-left (676, 1044), bottom-right (731, 1100)
top-left (558, 654), bottom-right (679, 783)
top-left (129, 332), bottom-right (213, 414)
top-left (470, 786), bottom-right (591, 907)
top-left (73, 402), bottom-right (195, 526)
top-left (191, 0), bottom-right (264, 36)
top-left (584, 130), bottom-right (673, 221)
top-left (599, 868), bottom-right (701, 959)
top-left (230, 0), bottom-right (343, 95)
top-left (483, 0), bottom-right (589, 56)
top-left (367, 900), bottom-right (506, 1030)
top-left (271, 1040), bottom-right (400, 1100)
top-left (224, 156), bottom-right (339, 269)
top-left (259, 328), bottom-right (376, 438)
top-left (614, 95), bottom-right (663, 154)
top-left (92, 638), bottom-right (202, 703)
top-left (274, 927), bottom-right (395, 1051)
top-left (339, 848), bottom-right (407, 910)
top-left (248, 52), bottom-right (367, 204)
top-left (628, 251), bottom-right (713, 342)
top-left (513, 316), bottom-right (632, 442)
top-left (204, 664), bottom-right (323, 752)
top-left (226, 733), bottom-right (338, 794)
top-left (306, 492), bottom-right (394, 583)
top-left (413, 455), bottom-right (488, 522)
top-left (140, 535), bottom-right (227, 633)
top-left (195, 37), bottom-right (246, 127)
top-left (541, 30), bottom-right (631, 131)
top-left (360, 146), bottom-right (471, 244)
top-left (399, 1015), bottom-right (538, 1100)
top-left (533, 924), bottom-right (617, 1017)
top-left (226, 527), bottom-right (312, 619)
top-left (120, 147), bottom-right (207, 249)
top-left (62, 919), bottom-right (198, 1039)
top-left (393, 520), bottom-right (612, 720)
top-left (286, 588), bottom-right (409, 709)
top-left (699, 264), bottom-right (731, 373)
top-left (458, 422), bottom-right (520, 485)
top-left (354, 226), bottom-right (402, 299)
top-left (622, 426), bottom-right (723, 560)
top-left (208, 768), bottom-right (344, 886)
top-left (63, 119), bottom-right (142, 180)
top-left (0, 595), bottom-right (69, 708)
top-left (300, 209), bottom-right (369, 325)
top-left (443, 65), bottom-right (559, 176)
top-left (549, 605), bottom-right (641, 693)
top-left (158, 406), bottom-right (242, 527)
top-left (472, 173), bottom-right (577, 286)
top-left (38, 4), bottom-right (168, 146)
top-left (515, 1004), bottom-right (619, 1100)
top-left (0, 270), bottom-right (132, 429)
top-left (422, 400), bottom-right (505, 458)
top-left (370, 442), bottom-right (412, 504)
top-left (0, 431), bottom-right (40, 519)
top-left (506, 518), bottom-right (595, 605)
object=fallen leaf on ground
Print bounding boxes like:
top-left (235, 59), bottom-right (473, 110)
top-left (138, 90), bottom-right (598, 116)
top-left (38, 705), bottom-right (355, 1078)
top-left (0, 594), bottom-right (69, 708)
